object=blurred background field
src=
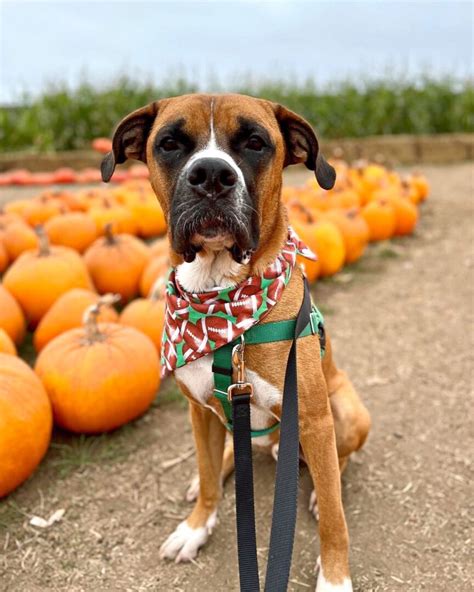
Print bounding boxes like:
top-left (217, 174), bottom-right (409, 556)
top-left (1, 75), bottom-right (472, 152)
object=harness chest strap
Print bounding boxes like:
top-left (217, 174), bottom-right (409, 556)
top-left (211, 305), bottom-right (326, 437)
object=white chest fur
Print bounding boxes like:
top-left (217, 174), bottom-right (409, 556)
top-left (175, 355), bottom-right (282, 446)
top-left (176, 249), bottom-right (244, 292)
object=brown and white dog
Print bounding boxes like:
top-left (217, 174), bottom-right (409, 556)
top-left (102, 94), bottom-right (371, 591)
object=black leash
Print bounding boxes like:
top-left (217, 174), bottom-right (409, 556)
top-left (231, 279), bottom-right (312, 592)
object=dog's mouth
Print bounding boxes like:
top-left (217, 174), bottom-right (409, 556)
top-left (170, 197), bottom-right (259, 263)
top-left (192, 219), bottom-right (235, 252)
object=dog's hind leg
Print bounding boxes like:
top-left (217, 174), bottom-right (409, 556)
top-left (323, 335), bottom-right (371, 462)
top-left (186, 438), bottom-right (235, 502)
top-left (309, 334), bottom-right (370, 525)
top-left (160, 402), bottom-right (226, 563)
top-left (329, 373), bottom-right (371, 463)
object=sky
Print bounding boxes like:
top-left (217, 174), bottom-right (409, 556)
top-left (0, 0), bottom-right (472, 103)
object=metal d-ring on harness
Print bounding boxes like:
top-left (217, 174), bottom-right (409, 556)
top-left (211, 279), bottom-right (326, 592)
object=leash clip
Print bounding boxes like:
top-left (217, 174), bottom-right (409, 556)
top-left (228, 337), bottom-right (253, 401)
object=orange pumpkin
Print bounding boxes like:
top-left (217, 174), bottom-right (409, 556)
top-left (0, 354), bottom-right (52, 497)
top-left (45, 212), bottom-right (98, 253)
top-left (120, 279), bottom-right (165, 353)
top-left (4, 198), bottom-right (32, 218)
top-left (404, 182), bottom-right (422, 206)
top-left (3, 227), bottom-right (93, 328)
top-left (293, 213), bottom-right (346, 278)
top-left (0, 284), bottom-right (26, 345)
top-left (139, 254), bottom-right (169, 296)
top-left (387, 195), bottom-right (419, 236)
top-left (129, 195), bottom-right (167, 238)
top-left (0, 209), bottom-right (22, 227)
top-left (35, 295), bottom-right (160, 433)
top-left (23, 195), bottom-right (65, 226)
top-left (361, 200), bottom-right (396, 241)
top-left (40, 190), bottom-right (84, 212)
top-left (75, 188), bottom-right (112, 211)
top-left (2, 220), bottom-right (38, 260)
top-left (300, 183), bottom-right (333, 211)
top-left (0, 329), bottom-right (17, 355)
top-left (84, 224), bottom-right (150, 301)
top-left (312, 220), bottom-right (346, 276)
top-left (329, 189), bottom-right (361, 210)
top-left (149, 236), bottom-right (169, 258)
top-left (89, 198), bottom-right (138, 235)
top-left (292, 221), bottom-right (322, 282)
top-left (408, 172), bottom-right (430, 203)
top-left (34, 288), bottom-right (119, 352)
top-left (324, 209), bottom-right (370, 264)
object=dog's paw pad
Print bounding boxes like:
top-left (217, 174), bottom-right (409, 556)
top-left (309, 489), bottom-right (319, 521)
top-left (185, 475), bottom-right (200, 503)
top-left (159, 513), bottom-right (216, 563)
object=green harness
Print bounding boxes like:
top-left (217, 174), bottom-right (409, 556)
top-left (211, 304), bottom-right (326, 438)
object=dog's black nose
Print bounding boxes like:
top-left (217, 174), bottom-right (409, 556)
top-left (187, 158), bottom-right (238, 198)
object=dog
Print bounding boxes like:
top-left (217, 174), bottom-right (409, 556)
top-left (102, 94), bottom-right (371, 591)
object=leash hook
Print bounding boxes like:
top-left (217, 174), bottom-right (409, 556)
top-left (228, 335), bottom-right (253, 401)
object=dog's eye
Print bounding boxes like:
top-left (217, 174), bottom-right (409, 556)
top-left (246, 135), bottom-right (265, 151)
top-left (160, 137), bottom-right (180, 152)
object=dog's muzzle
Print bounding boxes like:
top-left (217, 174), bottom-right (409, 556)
top-left (170, 157), bottom-right (259, 263)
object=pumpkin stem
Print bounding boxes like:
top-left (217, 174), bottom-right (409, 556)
top-left (346, 208), bottom-right (358, 219)
top-left (104, 223), bottom-right (117, 245)
top-left (35, 225), bottom-right (50, 257)
top-left (82, 293), bottom-right (121, 343)
top-left (150, 277), bottom-right (166, 301)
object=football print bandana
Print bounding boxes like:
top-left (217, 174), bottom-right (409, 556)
top-left (161, 227), bottom-right (316, 375)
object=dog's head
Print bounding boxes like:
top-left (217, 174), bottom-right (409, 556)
top-left (102, 94), bottom-right (335, 263)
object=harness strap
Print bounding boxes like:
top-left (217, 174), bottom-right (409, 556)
top-left (213, 344), bottom-right (282, 438)
top-left (212, 304), bottom-right (325, 437)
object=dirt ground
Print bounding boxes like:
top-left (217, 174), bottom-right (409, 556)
top-left (0, 163), bottom-right (473, 591)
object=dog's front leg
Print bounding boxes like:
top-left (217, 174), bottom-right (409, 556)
top-left (160, 402), bottom-right (226, 563)
top-left (299, 366), bottom-right (352, 592)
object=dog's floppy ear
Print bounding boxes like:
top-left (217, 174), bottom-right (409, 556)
top-left (272, 103), bottom-right (336, 190)
top-left (101, 101), bottom-right (160, 182)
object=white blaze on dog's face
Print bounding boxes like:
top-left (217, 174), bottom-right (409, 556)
top-left (101, 93), bottom-right (335, 266)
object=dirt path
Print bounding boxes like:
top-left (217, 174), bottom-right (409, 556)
top-left (0, 163), bottom-right (473, 591)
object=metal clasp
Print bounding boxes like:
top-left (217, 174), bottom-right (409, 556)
top-left (227, 336), bottom-right (254, 401)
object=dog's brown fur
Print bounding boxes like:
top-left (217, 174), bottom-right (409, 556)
top-left (103, 93), bottom-right (371, 588)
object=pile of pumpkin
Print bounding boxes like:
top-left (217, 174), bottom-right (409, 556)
top-left (0, 161), bottom-right (429, 498)
top-left (0, 163), bottom-right (149, 187)
top-left (0, 137), bottom-right (129, 187)
top-left (284, 159), bottom-right (429, 280)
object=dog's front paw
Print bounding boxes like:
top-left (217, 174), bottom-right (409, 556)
top-left (159, 512), bottom-right (216, 563)
top-left (309, 489), bottom-right (319, 521)
top-left (315, 557), bottom-right (353, 592)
